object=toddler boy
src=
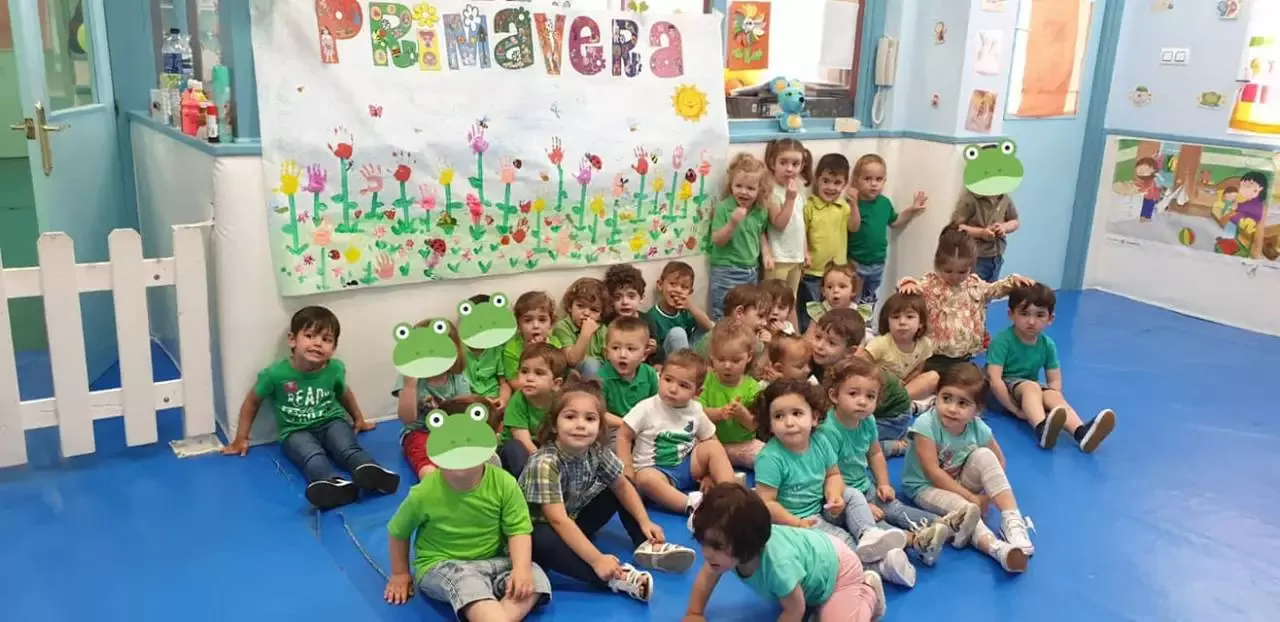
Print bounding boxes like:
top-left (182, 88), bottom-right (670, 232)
top-left (498, 344), bottom-right (567, 476)
top-left (501, 292), bottom-right (562, 404)
top-left (646, 261), bottom-right (714, 359)
top-left (600, 316), bottom-right (658, 427)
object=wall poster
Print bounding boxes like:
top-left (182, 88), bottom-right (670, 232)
top-left (250, 0), bottom-right (729, 296)
top-left (1107, 137), bottom-right (1280, 261)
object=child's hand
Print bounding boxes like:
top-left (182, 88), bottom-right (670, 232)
top-left (1011, 275), bottom-right (1035, 288)
top-left (623, 464), bottom-right (637, 481)
top-left (222, 438), bottom-right (249, 456)
top-left (824, 495), bottom-right (845, 519)
top-left (870, 504), bottom-right (885, 521)
top-left (581, 316), bottom-right (600, 337)
top-left (798, 516), bottom-right (819, 528)
top-left (354, 418), bottom-right (376, 432)
top-left (910, 190), bottom-right (928, 211)
top-left (898, 281), bottom-right (922, 296)
top-left (876, 484), bottom-right (896, 502)
top-left (506, 565), bottom-right (535, 601)
top-left (968, 492), bottom-right (990, 514)
top-left (785, 178), bottom-right (799, 203)
top-left (990, 222), bottom-right (1007, 237)
top-left (731, 205), bottom-right (749, 222)
top-left (758, 328), bottom-right (773, 345)
top-left (762, 254), bottom-right (776, 271)
top-left (591, 554), bottom-right (623, 582)
top-left (705, 407), bottom-right (729, 423)
top-left (641, 520), bottom-right (667, 544)
top-left (384, 573), bottom-right (414, 605)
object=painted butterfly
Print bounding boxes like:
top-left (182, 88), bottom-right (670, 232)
top-left (369, 104), bottom-right (383, 118)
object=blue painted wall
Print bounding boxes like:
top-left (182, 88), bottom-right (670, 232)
top-left (1104, 0), bottom-right (1278, 146)
top-left (1001, 0), bottom-right (1110, 287)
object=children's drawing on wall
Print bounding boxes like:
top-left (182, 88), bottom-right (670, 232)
top-left (964, 90), bottom-right (997, 133)
top-left (726, 2), bottom-right (770, 71)
top-left (1229, 0), bottom-right (1280, 136)
top-left (1151, 0), bottom-right (1174, 12)
top-left (1107, 138), bottom-right (1280, 261)
top-left (249, 0), bottom-right (729, 296)
top-left (1217, 0), bottom-right (1243, 19)
top-left (981, 0), bottom-right (1008, 12)
top-left (974, 30), bottom-right (1002, 76)
top-left (1129, 85), bottom-right (1153, 107)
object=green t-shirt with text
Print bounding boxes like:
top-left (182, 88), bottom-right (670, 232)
top-left (848, 195), bottom-right (898, 265)
top-left (501, 392), bottom-right (550, 442)
top-left (465, 347), bottom-right (504, 398)
top-left (816, 411), bottom-right (877, 493)
top-left (253, 358), bottom-right (348, 440)
top-left (386, 464), bottom-right (532, 577)
top-left (708, 197), bottom-right (768, 267)
top-left (699, 372), bottom-right (761, 444)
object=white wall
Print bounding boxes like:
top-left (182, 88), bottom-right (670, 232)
top-left (133, 133), bottom-right (967, 442)
top-left (1083, 136), bottom-right (1280, 337)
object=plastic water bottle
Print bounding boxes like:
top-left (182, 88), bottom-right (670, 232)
top-left (160, 28), bottom-right (184, 125)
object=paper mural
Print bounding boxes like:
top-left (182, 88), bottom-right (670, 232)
top-left (973, 30), bottom-right (1002, 76)
top-left (726, 2), bottom-right (769, 71)
top-left (251, 0), bottom-right (729, 296)
top-left (1229, 0), bottom-right (1280, 136)
top-left (1107, 138), bottom-right (1280, 261)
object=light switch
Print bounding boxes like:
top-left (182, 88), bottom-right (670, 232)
top-left (1160, 47), bottom-right (1190, 65)
top-left (1161, 48), bottom-right (1174, 63)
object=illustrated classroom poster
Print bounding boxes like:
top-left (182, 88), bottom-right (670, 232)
top-left (725, 1), bottom-right (769, 71)
top-left (1106, 138), bottom-right (1280, 261)
top-left (250, 0), bottom-right (729, 296)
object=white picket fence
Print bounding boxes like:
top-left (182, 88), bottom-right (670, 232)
top-left (0, 226), bottom-right (215, 468)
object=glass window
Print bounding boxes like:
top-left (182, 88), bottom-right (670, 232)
top-left (41, 0), bottom-right (97, 110)
top-left (725, 0), bottom-right (863, 120)
top-left (1005, 0), bottom-right (1093, 118)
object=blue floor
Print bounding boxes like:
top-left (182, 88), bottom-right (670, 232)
top-left (2, 290), bottom-right (1279, 621)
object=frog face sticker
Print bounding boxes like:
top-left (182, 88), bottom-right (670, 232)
top-left (962, 140), bottom-right (1024, 197)
top-left (457, 293), bottom-right (517, 350)
top-left (392, 320), bottom-right (458, 378)
top-left (424, 403), bottom-right (497, 469)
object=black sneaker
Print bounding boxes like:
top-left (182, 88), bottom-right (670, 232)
top-left (354, 463), bottom-right (401, 495)
top-left (306, 478), bottom-right (358, 510)
top-left (1039, 406), bottom-right (1067, 449)
top-left (1077, 409), bottom-right (1116, 454)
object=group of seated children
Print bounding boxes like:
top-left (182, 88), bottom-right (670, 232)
top-left (220, 138), bottom-right (1118, 621)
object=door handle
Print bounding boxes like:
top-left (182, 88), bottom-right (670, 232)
top-left (9, 119), bottom-right (34, 140)
top-left (33, 102), bottom-right (66, 177)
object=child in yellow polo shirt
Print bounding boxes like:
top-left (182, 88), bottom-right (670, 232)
top-left (800, 154), bottom-right (853, 312)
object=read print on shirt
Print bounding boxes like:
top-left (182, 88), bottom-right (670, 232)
top-left (280, 382), bottom-right (339, 423)
top-left (654, 420), bottom-right (695, 467)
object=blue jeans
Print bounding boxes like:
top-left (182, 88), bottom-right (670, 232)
top-left (709, 265), bottom-right (758, 321)
top-left (876, 411), bottom-right (912, 456)
top-left (866, 489), bottom-right (939, 529)
top-left (855, 262), bottom-right (885, 306)
top-left (499, 439), bottom-right (531, 477)
top-left (664, 327), bottom-right (692, 356)
top-left (418, 557), bottom-right (552, 616)
top-left (280, 418), bottom-right (376, 484)
top-left (976, 255), bottom-right (1004, 282)
top-left (836, 487), bottom-right (939, 536)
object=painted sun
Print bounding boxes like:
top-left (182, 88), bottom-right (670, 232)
top-left (672, 84), bottom-right (709, 122)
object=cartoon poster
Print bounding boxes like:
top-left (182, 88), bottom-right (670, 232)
top-left (1106, 138), bottom-right (1280, 261)
top-left (725, 2), bottom-right (769, 71)
top-left (250, 0), bottom-right (728, 296)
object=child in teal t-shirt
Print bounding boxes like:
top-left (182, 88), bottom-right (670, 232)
top-left (846, 154), bottom-right (926, 305)
top-left (707, 154), bottom-right (771, 320)
top-left (684, 483), bottom-right (886, 621)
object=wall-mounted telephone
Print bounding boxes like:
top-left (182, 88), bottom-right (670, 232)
top-left (870, 36), bottom-right (898, 127)
top-left (874, 36), bottom-right (899, 87)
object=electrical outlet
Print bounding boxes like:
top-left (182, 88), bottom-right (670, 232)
top-left (1160, 47), bottom-right (1190, 65)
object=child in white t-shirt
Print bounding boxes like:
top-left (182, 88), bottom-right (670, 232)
top-left (761, 139), bottom-right (813, 301)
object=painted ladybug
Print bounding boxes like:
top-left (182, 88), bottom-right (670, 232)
top-left (685, 168), bottom-right (697, 183)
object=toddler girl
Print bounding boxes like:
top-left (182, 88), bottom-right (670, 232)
top-left (802, 262), bottom-right (861, 337)
top-left (760, 334), bottom-right (812, 387)
top-left (685, 483), bottom-right (887, 622)
top-left (752, 380), bottom-right (915, 588)
top-left (902, 363), bottom-right (1034, 573)
top-left (551, 277), bottom-right (609, 377)
top-left (761, 139), bottom-right (813, 305)
top-left (897, 225), bottom-right (1032, 373)
top-left (760, 278), bottom-right (797, 336)
top-left (520, 377), bottom-right (696, 603)
top-left (708, 153), bottom-right (772, 320)
top-left (393, 318), bottom-right (471, 480)
top-left (865, 293), bottom-right (939, 399)
top-left (847, 154), bottom-right (927, 306)
top-left (819, 358), bottom-right (980, 572)
top-left (700, 320), bottom-right (764, 468)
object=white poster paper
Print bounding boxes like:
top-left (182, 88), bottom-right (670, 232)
top-left (250, 0), bottom-right (728, 295)
top-left (974, 29), bottom-right (1002, 76)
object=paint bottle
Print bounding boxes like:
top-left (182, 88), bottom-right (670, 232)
top-left (205, 102), bottom-right (220, 144)
top-left (181, 79), bottom-right (207, 136)
top-left (210, 65), bottom-right (233, 143)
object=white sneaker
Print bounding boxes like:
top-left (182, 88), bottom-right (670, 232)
top-left (872, 548), bottom-right (916, 588)
top-left (911, 396), bottom-right (936, 415)
top-left (607, 564), bottom-right (653, 602)
top-left (862, 570), bottom-right (886, 619)
top-left (733, 471), bottom-right (748, 487)
top-left (685, 490), bottom-right (704, 532)
top-left (941, 504), bottom-right (982, 549)
top-left (1001, 512), bottom-right (1034, 555)
top-left (907, 520), bottom-right (950, 567)
top-left (988, 538), bottom-right (1028, 573)
top-left (855, 527), bottom-right (908, 563)
top-left (633, 541), bottom-right (695, 573)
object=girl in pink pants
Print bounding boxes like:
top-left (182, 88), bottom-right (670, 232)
top-left (683, 483), bottom-right (887, 622)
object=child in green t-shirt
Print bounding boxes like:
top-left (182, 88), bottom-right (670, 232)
top-left (223, 306), bottom-right (399, 510)
top-left (459, 293), bottom-right (512, 409)
top-left (552, 277), bottom-right (609, 378)
top-left (707, 154), bottom-right (772, 320)
top-left (846, 154), bottom-right (927, 306)
top-left (699, 320), bottom-right (763, 468)
top-left (499, 291), bottom-right (562, 406)
top-left (498, 343), bottom-right (567, 477)
top-left (685, 483), bottom-right (886, 621)
top-left (646, 261), bottom-right (714, 361)
top-left (383, 402), bottom-right (552, 618)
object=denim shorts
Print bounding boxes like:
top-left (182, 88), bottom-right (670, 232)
top-left (875, 411), bottom-right (912, 442)
top-left (418, 557), bottom-right (552, 619)
top-left (656, 456), bottom-right (696, 490)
